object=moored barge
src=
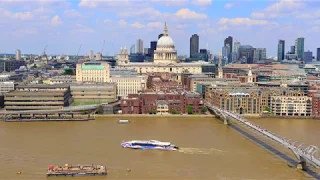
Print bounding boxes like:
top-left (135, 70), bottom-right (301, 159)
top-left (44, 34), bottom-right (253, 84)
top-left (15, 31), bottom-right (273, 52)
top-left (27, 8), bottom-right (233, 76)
top-left (46, 164), bottom-right (107, 177)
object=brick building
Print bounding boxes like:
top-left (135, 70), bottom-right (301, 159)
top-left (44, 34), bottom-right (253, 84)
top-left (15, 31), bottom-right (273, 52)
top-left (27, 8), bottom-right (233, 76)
top-left (312, 94), bottom-right (320, 118)
top-left (121, 91), bottom-right (204, 114)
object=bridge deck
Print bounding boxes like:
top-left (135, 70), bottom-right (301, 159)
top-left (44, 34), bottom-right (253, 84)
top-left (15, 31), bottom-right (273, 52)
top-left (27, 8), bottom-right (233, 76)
top-left (206, 103), bottom-right (320, 169)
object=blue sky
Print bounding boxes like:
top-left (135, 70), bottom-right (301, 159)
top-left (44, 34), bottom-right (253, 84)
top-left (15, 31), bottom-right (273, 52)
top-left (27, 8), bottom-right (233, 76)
top-left (0, 0), bottom-right (319, 57)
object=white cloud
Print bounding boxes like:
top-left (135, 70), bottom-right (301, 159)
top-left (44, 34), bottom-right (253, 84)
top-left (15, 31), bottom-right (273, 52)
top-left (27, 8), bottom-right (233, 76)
top-left (118, 19), bottom-right (127, 26)
top-left (79, 0), bottom-right (145, 8)
top-left (131, 22), bottom-right (144, 29)
top-left (117, 7), bottom-right (161, 19)
top-left (51, 15), bottom-right (62, 26)
top-left (224, 3), bottom-right (234, 9)
top-left (295, 9), bottom-right (320, 20)
top-left (251, 0), bottom-right (304, 19)
top-left (175, 8), bottom-right (207, 20)
top-left (0, 8), bottom-right (33, 20)
top-left (151, 0), bottom-right (187, 7)
top-left (12, 28), bottom-right (38, 35)
top-left (312, 26), bottom-right (320, 32)
top-left (219, 17), bottom-right (273, 26)
top-left (72, 24), bottom-right (94, 33)
top-left (192, 0), bottom-right (212, 6)
top-left (64, 9), bottom-right (82, 18)
top-left (146, 22), bottom-right (163, 28)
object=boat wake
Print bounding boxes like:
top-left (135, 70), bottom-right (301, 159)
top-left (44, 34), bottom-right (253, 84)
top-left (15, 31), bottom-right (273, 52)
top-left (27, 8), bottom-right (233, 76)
top-left (178, 148), bottom-right (225, 155)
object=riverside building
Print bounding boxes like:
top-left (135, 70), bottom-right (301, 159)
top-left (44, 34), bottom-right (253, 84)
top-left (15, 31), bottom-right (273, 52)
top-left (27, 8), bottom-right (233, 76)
top-left (4, 84), bottom-right (72, 111)
top-left (76, 61), bottom-right (110, 83)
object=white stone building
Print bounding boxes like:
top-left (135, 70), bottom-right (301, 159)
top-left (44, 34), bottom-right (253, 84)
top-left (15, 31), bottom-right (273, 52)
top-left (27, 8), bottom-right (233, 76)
top-left (110, 75), bottom-right (145, 98)
top-left (117, 23), bottom-right (214, 74)
top-left (76, 61), bottom-right (110, 83)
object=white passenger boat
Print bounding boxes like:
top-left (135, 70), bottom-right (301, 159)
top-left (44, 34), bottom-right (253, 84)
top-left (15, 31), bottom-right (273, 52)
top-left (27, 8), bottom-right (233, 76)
top-left (121, 140), bottom-right (179, 151)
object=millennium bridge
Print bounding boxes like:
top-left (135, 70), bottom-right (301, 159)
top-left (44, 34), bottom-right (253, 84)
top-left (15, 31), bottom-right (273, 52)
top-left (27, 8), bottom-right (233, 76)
top-left (205, 103), bottom-right (320, 171)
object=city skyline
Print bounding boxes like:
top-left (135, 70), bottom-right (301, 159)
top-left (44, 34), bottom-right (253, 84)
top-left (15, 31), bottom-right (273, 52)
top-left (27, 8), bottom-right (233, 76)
top-left (0, 0), bottom-right (319, 57)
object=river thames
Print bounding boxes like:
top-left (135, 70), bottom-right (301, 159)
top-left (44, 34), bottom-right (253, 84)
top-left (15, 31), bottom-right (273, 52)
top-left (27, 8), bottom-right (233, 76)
top-left (0, 116), bottom-right (319, 180)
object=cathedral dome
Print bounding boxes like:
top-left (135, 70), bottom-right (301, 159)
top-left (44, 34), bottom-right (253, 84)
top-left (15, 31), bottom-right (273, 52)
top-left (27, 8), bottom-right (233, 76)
top-left (157, 36), bottom-right (174, 47)
top-left (156, 22), bottom-right (174, 48)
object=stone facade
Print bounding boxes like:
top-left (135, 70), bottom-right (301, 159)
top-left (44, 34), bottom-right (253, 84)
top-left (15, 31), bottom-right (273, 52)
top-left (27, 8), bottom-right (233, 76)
top-left (76, 61), bottom-right (110, 83)
top-left (206, 86), bottom-right (305, 115)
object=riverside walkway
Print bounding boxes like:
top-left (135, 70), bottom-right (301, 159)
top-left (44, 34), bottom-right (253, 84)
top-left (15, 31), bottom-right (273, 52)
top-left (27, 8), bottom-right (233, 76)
top-left (205, 103), bottom-right (320, 170)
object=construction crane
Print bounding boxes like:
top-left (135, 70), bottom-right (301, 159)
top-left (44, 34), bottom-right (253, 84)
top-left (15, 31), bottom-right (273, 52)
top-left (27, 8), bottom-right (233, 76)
top-left (42, 45), bottom-right (49, 64)
top-left (76, 44), bottom-right (82, 61)
top-left (100, 40), bottom-right (105, 60)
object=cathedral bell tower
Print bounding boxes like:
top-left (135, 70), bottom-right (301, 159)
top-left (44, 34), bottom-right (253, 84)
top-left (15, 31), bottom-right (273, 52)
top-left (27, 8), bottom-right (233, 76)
top-left (117, 47), bottom-right (129, 65)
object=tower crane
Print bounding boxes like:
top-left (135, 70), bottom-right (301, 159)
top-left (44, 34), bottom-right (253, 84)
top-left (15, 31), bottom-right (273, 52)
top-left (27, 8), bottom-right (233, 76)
top-left (42, 45), bottom-right (49, 64)
top-left (100, 40), bottom-right (105, 60)
top-left (76, 44), bottom-right (82, 61)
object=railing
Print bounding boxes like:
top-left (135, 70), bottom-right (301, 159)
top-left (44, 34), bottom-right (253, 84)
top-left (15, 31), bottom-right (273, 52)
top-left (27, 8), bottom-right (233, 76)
top-left (206, 103), bottom-right (320, 168)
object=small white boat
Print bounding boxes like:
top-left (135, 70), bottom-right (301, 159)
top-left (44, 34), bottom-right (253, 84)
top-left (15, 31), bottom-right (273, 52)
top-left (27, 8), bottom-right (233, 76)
top-left (121, 140), bottom-right (179, 151)
top-left (118, 120), bottom-right (130, 124)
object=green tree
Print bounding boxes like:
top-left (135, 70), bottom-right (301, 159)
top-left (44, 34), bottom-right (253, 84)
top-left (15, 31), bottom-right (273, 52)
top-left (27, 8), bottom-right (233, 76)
top-left (64, 69), bottom-right (74, 75)
top-left (187, 105), bottom-right (193, 114)
top-left (149, 110), bottom-right (157, 114)
top-left (201, 107), bottom-right (208, 113)
top-left (171, 109), bottom-right (180, 114)
top-left (32, 64), bottom-right (37, 68)
top-left (264, 106), bottom-right (271, 112)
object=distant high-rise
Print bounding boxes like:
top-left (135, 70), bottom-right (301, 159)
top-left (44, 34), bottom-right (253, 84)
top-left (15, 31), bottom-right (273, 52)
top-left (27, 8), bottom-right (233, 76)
top-left (254, 48), bottom-right (267, 62)
top-left (224, 36), bottom-right (233, 53)
top-left (89, 50), bottom-right (94, 60)
top-left (277, 40), bottom-right (285, 61)
top-left (144, 48), bottom-right (149, 55)
top-left (295, 37), bottom-right (304, 60)
top-left (290, 46), bottom-right (295, 54)
top-left (130, 44), bottom-right (135, 55)
top-left (233, 41), bottom-right (240, 62)
top-left (304, 51), bottom-right (312, 63)
top-left (190, 34), bottom-right (199, 58)
top-left (136, 39), bottom-right (143, 53)
top-left (317, 48), bottom-right (320, 61)
top-left (150, 41), bottom-right (157, 56)
top-left (15, 49), bottom-right (21, 60)
top-left (158, 34), bottom-right (164, 40)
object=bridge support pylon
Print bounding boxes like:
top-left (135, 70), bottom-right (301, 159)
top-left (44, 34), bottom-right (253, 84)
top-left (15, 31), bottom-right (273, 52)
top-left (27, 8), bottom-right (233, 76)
top-left (296, 156), bottom-right (307, 171)
top-left (223, 117), bottom-right (230, 125)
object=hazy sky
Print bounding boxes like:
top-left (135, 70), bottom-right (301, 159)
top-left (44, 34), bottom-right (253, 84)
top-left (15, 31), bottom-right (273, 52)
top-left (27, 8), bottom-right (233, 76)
top-left (1, 0), bottom-right (319, 57)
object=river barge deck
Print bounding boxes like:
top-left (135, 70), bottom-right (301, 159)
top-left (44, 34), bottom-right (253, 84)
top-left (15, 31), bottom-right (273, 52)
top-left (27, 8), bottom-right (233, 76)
top-left (46, 164), bottom-right (107, 177)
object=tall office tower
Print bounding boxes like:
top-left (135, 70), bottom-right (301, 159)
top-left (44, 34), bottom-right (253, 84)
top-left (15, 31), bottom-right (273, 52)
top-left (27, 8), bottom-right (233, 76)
top-left (277, 40), bottom-right (285, 61)
top-left (89, 50), bottom-right (94, 60)
top-left (224, 36), bottom-right (233, 53)
top-left (295, 37), bottom-right (304, 60)
top-left (222, 44), bottom-right (230, 64)
top-left (304, 51), bottom-right (312, 63)
top-left (291, 46), bottom-right (295, 54)
top-left (136, 39), bottom-right (143, 53)
top-left (158, 34), bottom-right (164, 40)
top-left (233, 41), bottom-right (240, 53)
top-left (15, 49), bottom-right (21, 60)
top-left (190, 34), bottom-right (199, 58)
top-left (130, 44), bottom-right (135, 55)
top-left (253, 48), bottom-right (267, 62)
top-left (233, 40), bottom-right (240, 61)
top-left (150, 41), bottom-right (157, 56)
top-left (317, 48), bottom-right (320, 61)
